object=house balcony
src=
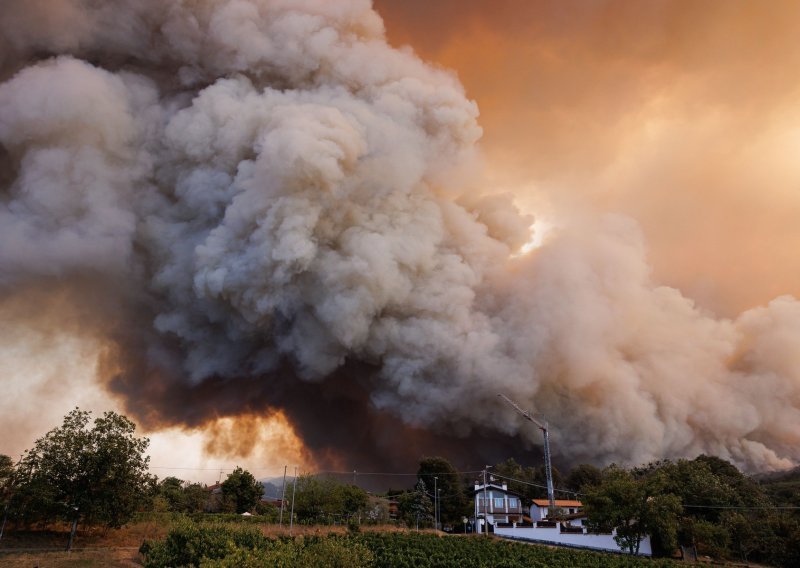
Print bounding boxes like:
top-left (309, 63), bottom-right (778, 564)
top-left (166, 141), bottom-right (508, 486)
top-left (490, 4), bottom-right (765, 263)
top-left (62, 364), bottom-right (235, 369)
top-left (476, 502), bottom-right (522, 514)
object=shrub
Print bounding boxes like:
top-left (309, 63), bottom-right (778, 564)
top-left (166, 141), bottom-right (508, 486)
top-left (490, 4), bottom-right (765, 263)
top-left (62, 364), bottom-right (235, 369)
top-left (141, 519), bottom-right (267, 567)
top-left (199, 536), bottom-right (374, 568)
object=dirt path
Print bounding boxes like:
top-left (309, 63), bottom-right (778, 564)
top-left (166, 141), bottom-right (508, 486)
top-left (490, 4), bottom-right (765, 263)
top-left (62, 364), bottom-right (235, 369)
top-left (0, 548), bottom-right (142, 567)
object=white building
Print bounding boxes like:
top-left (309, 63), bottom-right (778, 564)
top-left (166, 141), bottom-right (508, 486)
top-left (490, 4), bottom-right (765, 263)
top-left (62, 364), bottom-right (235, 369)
top-left (530, 498), bottom-right (584, 523)
top-left (472, 481), bottom-right (524, 526)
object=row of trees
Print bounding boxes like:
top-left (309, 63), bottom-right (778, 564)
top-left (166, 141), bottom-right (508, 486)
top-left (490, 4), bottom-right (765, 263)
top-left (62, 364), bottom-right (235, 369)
top-left (3, 408), bottom-right (800, 565)
top-left (582, 456), bottom-right (800, 566)
top-left (385, 454), bottom-right (800, 566)
top-left (151, 467), bottom-right (267, 516)
top-left (0, 409), bottom-right (272, 542)
top-left (0, 408), bottom-right (381, 536)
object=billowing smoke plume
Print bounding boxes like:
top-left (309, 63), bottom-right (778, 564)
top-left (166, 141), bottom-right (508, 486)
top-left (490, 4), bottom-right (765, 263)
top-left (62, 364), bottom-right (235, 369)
top-left (1, 0), bottom-right (799, 472)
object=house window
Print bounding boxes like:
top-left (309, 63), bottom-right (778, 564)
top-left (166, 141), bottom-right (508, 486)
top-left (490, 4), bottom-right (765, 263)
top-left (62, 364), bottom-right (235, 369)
top-left (494, 498), bottom-right (504, 508)
top-left (508, 498), bottom-right (517, 507)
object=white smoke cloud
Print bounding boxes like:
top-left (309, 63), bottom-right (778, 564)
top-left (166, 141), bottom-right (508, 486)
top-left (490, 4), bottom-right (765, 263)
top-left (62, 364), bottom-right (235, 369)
top-left (0, 0), bottom-right (798, 471)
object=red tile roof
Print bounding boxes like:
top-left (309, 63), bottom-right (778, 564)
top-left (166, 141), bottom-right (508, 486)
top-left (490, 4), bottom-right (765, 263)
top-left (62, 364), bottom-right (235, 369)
top-left (532, 499), bottom-right (583, 508)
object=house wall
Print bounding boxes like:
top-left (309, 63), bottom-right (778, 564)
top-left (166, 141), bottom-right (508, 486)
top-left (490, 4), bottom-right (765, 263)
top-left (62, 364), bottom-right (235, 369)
top-left (531, 505), bottom-right (583, 521)
top-left (494, 525), bottom-right (653, 556)
top-left (473, 484), bottom-right (523, 525)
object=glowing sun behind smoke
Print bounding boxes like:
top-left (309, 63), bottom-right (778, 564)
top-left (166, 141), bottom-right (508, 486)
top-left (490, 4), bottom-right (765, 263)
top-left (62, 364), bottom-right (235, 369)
top-left (513, 218), bottom-right (554, 257)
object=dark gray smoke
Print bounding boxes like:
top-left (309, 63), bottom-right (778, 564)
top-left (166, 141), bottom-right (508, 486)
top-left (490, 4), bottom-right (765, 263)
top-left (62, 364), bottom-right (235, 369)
top-left (1, 0), bottom-right (799, 472)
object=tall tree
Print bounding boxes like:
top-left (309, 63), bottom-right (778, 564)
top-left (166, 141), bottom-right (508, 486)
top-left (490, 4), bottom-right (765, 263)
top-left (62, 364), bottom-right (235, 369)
top-left (565, 463), bottom-right (602, 493)
top-left (183, 482), bottom-right (210, 513)
top-left (490, 458), bottom-right (536, 501)
top-left (397, 480), bottom-right (433, 529)
top-left (292, 475), bottom-right (369, 523)
top-left (221, 467), bottom-right (263, 514)
top-left (293, 475), bottom-right (342, 523)
top-left (417, 457), bottom-right (469, 526)
top-left (0, 454), bottom-right (15, 539)
top-left (0, 455), bottom-right (13, 506)
top-left (339, 483), bottom-right (369, 521)
top-left (584, 465), bottom-right (681, 556)
top-left (156, 476), bottom-right (186, 512)
top-left (12, 409), bottom-right (154, 541)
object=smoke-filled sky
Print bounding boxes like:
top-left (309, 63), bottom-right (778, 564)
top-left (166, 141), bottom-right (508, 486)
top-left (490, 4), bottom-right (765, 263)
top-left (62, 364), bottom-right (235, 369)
top-left (2, 0), bottom-right (800, 482)
top-left (376, 0), bottom-right (800, 315)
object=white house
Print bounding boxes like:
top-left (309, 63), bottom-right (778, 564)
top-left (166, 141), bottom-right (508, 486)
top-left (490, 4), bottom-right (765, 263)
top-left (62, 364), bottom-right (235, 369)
top-left (530, 498), bottom-right (584, 523)
top-left (472, 481), bottom-right (525, 526)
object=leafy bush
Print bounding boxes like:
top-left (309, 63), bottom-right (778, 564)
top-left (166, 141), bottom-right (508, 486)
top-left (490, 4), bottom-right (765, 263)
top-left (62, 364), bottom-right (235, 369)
top-left (200, 536), bottom-right (374, 568)
top-left (353, 532), bottom-right (678, 568)
top-left (140, 519), bottom-right (268, 567)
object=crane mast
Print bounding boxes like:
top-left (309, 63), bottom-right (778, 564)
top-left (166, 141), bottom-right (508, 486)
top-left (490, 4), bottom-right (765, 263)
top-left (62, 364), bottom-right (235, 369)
top-left (497, 393), bottom-right (556, 512)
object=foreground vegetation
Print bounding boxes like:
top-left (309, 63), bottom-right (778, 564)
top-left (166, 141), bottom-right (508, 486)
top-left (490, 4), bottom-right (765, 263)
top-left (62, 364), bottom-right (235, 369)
top-left (139, 521), bottom-right (677, 568)
top-left (4, 408), bottom-right (800, 566)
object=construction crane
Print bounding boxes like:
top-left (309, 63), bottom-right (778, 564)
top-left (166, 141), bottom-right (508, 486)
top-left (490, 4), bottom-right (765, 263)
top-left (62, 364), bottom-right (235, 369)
top-left (497, 393), bottom-right (556, 511)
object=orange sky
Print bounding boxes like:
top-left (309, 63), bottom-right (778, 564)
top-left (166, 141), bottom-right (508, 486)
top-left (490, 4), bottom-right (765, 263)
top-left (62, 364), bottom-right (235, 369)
top-left (375, 0), bottom-right (800, 316)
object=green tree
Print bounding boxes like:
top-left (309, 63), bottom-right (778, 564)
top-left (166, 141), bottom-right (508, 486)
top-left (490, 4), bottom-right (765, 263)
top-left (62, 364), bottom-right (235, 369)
top-left (339, 483), bottom-right (369, 521)
top-left (156, 476), bottom-right (186, 512)
top-left (417, 457), bottom-right (469, 526)
top-left (184, 482), bottom-right (210, 513)
top-left (12, 408), bottom-right (154, 540)
top-left (221, 467), bottom-right (263, 514)
top-left (292, 475), bottom-right (369, 524)
top-left (0, 455), bottom-right (13, 506)
top-left (565, 463), bottom-right (602, 493)
top-left (293, 475), bottom-right (342, 523)
top-left (0, 455), bottom-right (12, 485)
top-left (490, 458), bottom-right (563, 502)
top-left (1, 454), bottom-right (15, 538)
top-left (397, 480), bottom-right (433, 529)
top-left (490, 458), bottom-right (537, 502)
top-left (154, 477), bottom-right (209, 513)
top-left (584, 465), bottom-right (681, 556)
top-left (721, 511), bottom-right (759, 562)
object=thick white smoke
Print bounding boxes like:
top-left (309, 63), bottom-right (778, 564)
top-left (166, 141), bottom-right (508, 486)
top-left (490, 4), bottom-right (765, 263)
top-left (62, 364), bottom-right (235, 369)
top-left (1, 0), bottom-right (798, 471)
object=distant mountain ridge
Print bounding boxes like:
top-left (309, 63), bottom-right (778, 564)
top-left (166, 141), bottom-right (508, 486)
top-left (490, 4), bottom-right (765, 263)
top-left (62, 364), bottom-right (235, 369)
top-left (259, 476), bottom-right (295, 500)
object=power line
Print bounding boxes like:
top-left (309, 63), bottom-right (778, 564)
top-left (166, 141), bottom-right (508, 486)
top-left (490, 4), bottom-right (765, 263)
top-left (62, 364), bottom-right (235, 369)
top-left (316, 469), bottom-right (485, 477)
top-left (488, 471), bottom-right (586, 496)
top-left (683, 504), bottom-right (800, 510)
top-left (148, 466), bottom-right (485, 476)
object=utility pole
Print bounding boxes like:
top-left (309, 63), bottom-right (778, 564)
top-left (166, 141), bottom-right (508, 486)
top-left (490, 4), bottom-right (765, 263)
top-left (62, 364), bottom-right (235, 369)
top-left (482, 467), bottom-right (489, 535)
top-left (433, 476), bottom-right (438, 531)
top-left (289, 466), bottom-right (298, 534)
top-left (497, 393), bottom-right (556, 511)
top-left (279, 465), bottom-right (287, 526)
top-left (437, 488), bottom-right (441, 531)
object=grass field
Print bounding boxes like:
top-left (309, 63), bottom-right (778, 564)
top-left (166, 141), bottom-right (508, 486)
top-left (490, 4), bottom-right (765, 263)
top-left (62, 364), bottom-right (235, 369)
top-left (0, 522), bottom-right (683, 568)
top-left (0, 520), bottom-right (400, 567)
